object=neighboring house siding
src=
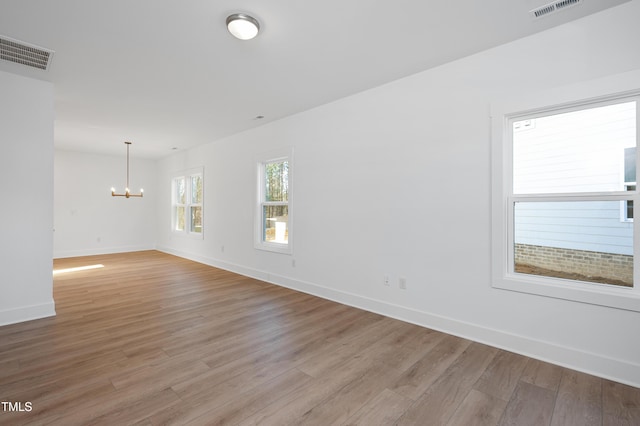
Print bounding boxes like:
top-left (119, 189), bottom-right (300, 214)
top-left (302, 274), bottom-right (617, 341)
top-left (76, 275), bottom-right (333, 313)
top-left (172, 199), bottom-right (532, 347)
top-left (515, 201), bottom-right (633, 255)
top-left (513, 101), bottom-right (635, 256)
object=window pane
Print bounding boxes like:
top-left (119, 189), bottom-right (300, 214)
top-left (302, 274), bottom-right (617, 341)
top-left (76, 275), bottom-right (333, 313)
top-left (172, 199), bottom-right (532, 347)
top-left (175, 177), bottom-right (186, 204)
top-left (263, 205), bottom-right (288, 243)
top-left (191, 175), bottom-right (203, 204)
top-left (174, 206), bottom-right (185, 231)
top-left (625, 147), bottom-right (636, 183)
top-left (513, 101), bottom-right (636, 194)
top-left (265, 161), bottom-right (288, 202)
top-left (190, 206), bottom-right (202, 233)
top-left (514, 201), bottom-right (633, 287)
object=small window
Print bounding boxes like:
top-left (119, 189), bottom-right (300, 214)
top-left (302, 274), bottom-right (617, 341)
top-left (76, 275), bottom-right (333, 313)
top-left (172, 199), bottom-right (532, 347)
top-left (172, 169), bottom-right (203, 237)
top-left (255, 149), bottom-right (292, 254)
top-left (190, 174), bottom-right (203, 233)
top-left (173, 176), bottom-right (186, 232)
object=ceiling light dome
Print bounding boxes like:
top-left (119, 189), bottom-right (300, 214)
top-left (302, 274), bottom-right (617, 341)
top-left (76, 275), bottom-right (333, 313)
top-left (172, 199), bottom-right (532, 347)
top-left (226, 13), bottom-right (260, 40)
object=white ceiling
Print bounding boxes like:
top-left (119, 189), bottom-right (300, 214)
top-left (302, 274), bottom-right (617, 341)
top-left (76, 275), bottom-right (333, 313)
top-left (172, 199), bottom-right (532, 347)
top-left (0, 0), bottom-right (631, 159)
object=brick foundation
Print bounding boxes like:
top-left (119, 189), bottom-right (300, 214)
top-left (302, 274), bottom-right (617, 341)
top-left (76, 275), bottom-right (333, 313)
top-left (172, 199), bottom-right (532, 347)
top-left (515, 244), bottom-right (633, 285)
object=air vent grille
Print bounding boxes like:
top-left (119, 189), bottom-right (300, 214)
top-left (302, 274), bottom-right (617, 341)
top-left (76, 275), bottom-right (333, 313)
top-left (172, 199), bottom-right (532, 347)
top-left (533, 5), bottom-right (556, 17)
top-left (0, 36), bottom-right (53, 70)
top-left (531, 0), bottom-right (582, 18)
top-left (555, 0), bottom-right (581, 9)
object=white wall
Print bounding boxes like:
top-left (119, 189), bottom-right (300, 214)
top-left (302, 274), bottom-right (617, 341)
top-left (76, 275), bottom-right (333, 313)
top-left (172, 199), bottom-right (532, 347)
top-left (54, 150), bottom-right (157, 258)
top-left (0, 70), bottom-right (56, 326)
top-left (159, 2), bottom-right (640, 387)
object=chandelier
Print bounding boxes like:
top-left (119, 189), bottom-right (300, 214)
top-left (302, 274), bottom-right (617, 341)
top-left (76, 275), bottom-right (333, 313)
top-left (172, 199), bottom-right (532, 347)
top-left (111, 141), bottom-right (143, 198)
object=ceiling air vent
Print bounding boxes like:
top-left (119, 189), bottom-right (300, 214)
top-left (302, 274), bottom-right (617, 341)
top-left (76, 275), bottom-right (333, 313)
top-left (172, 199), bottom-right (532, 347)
top-left (531, 0), bottom-right (582, 18)
top-left (0, 36), bottom-right (53, 70)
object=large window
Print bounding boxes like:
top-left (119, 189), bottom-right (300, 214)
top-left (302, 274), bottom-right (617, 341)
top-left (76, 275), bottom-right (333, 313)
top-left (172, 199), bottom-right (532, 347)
top-left (172, 169), bottom-right (203, 237)
top-left (492, 90), bottom-right (640, 311)
top-left (255, 148), bottom-right (292, 254)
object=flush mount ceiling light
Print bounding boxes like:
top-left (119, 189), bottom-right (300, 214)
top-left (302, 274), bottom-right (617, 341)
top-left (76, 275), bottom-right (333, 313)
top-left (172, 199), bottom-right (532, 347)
top-left (111, 141), bottom-right (143, 198)
top-left (226, 13), bottom-right (260, 40)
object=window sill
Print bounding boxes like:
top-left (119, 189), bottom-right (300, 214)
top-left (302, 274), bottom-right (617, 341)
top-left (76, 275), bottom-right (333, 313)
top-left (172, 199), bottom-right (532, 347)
top-left (254, 241), bottom-right (291, 255)
top-left (493, 272), bottom-right (640, 312)
top-left (172, 231), bottom-right (204, 240)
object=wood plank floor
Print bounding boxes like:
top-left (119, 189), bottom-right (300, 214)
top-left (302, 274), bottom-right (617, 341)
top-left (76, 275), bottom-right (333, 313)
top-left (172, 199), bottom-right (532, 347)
top-left (1, 250), bottom-right (638, 425)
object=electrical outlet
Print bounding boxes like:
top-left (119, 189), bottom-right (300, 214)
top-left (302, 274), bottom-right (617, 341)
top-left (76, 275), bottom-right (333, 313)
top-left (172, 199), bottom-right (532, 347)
top-left (399, 277), bottom-right (407, 290)
top-left (292, 259), bottom-right (296, 267)
top-left (383, 275), bottom-right (390, 286)
top-left (221, 245), bottom-right (225, 253)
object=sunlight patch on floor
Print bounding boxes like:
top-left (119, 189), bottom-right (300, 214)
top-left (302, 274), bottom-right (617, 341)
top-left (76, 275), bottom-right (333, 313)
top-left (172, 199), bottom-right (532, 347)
top-left (53, 264), bottom-right (104, 275)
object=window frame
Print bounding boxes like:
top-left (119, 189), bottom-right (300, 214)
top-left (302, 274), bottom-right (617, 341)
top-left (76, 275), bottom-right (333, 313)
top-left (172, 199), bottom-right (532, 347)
top-left (255, 148), bottom-right (293, 254)
top-left (172, 176), bottom-right (187, 232)
top-left (491, 88), bottom-right (640, 312)
top-left (189, 174), bottom-right (204, 234)
top-left (171, 167), bottom-right (204, 238)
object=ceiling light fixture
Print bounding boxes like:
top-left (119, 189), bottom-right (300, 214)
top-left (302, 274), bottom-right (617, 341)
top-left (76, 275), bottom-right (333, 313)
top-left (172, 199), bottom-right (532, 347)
top-left (111, 141), bottom-right (143, 198)
top-left (226, 13), bottom-right (260, 40)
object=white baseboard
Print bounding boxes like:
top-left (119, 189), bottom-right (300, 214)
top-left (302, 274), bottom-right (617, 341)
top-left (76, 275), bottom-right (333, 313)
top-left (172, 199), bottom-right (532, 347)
top-left (0, 301), bottom-right (56, 327)
top-left (54, 245), bottom-right (156, 259)
top-left (157, 246), bottom-right (640, 388)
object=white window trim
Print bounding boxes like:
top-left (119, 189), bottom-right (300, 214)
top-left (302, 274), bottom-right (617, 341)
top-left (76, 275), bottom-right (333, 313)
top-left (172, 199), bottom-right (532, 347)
top-left (171, 167), bottom-right (204, 239)
top-left (254, 147), bottom-right (293, 255)
top-left (491, 75), bottom-right (640, 312)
